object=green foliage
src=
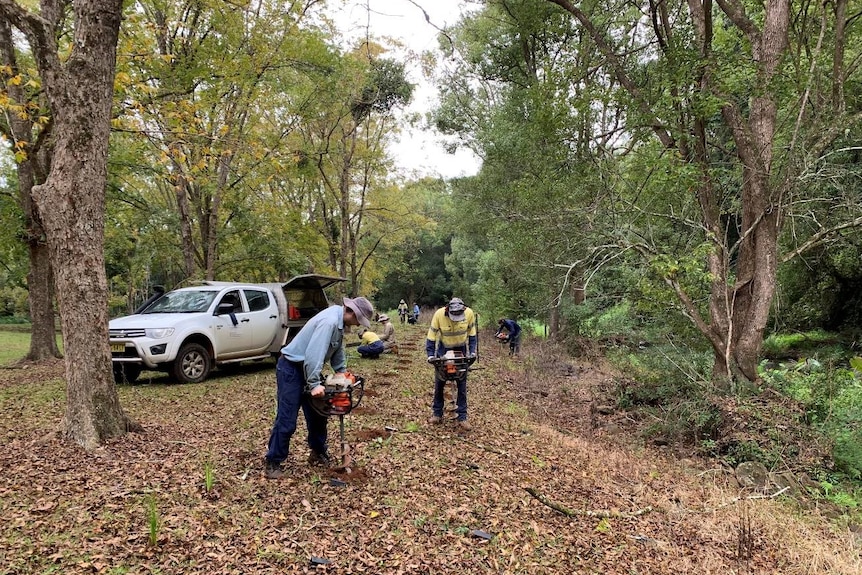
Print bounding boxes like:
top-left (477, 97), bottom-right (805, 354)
top-left (351, 58), bottom-right (414, 121)
top-left (720, 440), bottom-right (782, 469)
top-left (574, 301), bottom-right (633, 340)
top-left (0, 286), bottom-right (29, 318)
top-left (372, 179), bottom-right (456, 308)
top-left (761, 363), bottom-right (862, 479)
top-left (607, 335), bottom-right (720, 447)
top-left (761, 330), bottom-right (844, 359)
top-left (643, 397), bottom-right (723, 447)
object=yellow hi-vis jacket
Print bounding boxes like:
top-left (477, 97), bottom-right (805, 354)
top-left (426, 306), bottom-right (477, 355)
top-left (359, 330), bottom-right (381, 344)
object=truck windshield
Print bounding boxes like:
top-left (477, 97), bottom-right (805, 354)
top-left (143, 290), bottom-right (219, 313)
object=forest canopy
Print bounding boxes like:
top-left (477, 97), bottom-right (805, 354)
top-left (1, 0), bottom-right (862, 460)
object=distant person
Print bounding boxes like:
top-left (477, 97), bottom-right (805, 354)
top-left (495, 318), bottom-right (522, 356)
top-left (377, 314), bottom-right (397, 353)
top-left (412, 302), bottom-right (420, 324)
top-left (397, 299), bottom-right (409, 324)
top-left (264, 296), bottom-right (374, 479)
top-left (356, 327), bottom-right (385, 359)
top-left (425, 297), bottom-right (477, 430)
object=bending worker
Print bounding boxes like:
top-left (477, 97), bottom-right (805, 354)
top-left (495, 318), bottom-right (522, 356)
top-left (425, 297), bottom-right (477, 430)
top-left (264, 296), bottom-right (374, 479)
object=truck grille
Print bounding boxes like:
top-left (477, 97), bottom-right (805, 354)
top-left (109, 328), bottom-right (146, 338)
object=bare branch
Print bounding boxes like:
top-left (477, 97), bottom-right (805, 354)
top-left (525, 487), bottom-right (654, 519)
top-left (781, 215), bottom-right (862, 263)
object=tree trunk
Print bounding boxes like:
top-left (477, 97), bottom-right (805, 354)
top-left (174, 174), bottom-right (196, 280)
top-left (2, 0), bottom-right (133, 448)
top-left (22, 148), bottom-right (60, 361)
top-left (26, 237), bottom-right (60, 360)
top-left (548, 301), bottom-right (560, 341)
top-left (721, 0), bottom-right (789, 382)
top-left (0, 21), bottom-right (60, 361)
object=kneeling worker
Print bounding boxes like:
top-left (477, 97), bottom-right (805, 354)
top-left (378, 314), bottom-right (397, 353)
top-left (357, 327), bottom-right (384, 359)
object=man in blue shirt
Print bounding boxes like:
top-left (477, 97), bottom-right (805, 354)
top-left (264, 296), bottom-right (374, 479)
top-left (495, 318), bottom-right (522, 356)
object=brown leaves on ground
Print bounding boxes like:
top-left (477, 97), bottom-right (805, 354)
top-left (0, 328), bottom-right (859, 574)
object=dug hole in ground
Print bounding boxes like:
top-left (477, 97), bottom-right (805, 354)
top-left (0, 323), bottom-right (860, 573)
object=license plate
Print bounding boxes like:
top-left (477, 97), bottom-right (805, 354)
top-left (110, 343), bottom-right (126, 353)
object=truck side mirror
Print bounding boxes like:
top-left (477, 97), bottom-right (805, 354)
top-left (216, 302), bottom-right (235, 316)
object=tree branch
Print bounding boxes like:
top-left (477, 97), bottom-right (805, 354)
top-left (525, 487), bottom-right (654, 519)
top-left (0, 0), bottom-right (63, 95)
top-left (781, 215), bottom-right (862, 263)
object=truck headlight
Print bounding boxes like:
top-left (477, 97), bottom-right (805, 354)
top-left (145, 328), bottom-right (175, 339)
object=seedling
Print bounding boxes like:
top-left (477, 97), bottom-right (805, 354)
top-left (404, 421), bottom-right (420, 433)
top-left (203, 459), bottom-right (216, 493)
top-left (146, 496), bottom-right (160, 547)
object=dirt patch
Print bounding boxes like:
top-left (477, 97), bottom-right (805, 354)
top-left (362, 388), bottom-right (379, 397)
top-left (327, 465), bottom-right (370, 485)
top-left (354, 428), bottom-right (390, 442)
top-left (350, 406), bottom-right (379, 416)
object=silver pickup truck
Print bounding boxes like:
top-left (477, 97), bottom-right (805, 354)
top-left (109, 274), bottom-right (344, 384)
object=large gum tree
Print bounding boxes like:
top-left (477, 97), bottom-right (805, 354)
top-left (544, 0), bottom-right (862, 385)
top-left (0, 0), bottom-right (135, 447)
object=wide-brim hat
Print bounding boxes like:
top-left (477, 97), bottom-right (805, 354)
top-left (378, 314), bottom-right (390, 322)
top-left (447, 297), bottom-right (466, 321)
top-left (343, 296), bottom-right (373, 328)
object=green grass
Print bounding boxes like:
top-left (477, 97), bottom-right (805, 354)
top-left (0, 327), bottom-right (63, 365)
top-left (761, 329), bottom-right (847, 362)
top-left (0, 329), bottom-right (32, 365)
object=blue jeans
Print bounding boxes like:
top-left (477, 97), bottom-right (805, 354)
top-left (266, 356), bottom-right (328, 465)
top-left (509, 333), bottom-right (521, 355)
top-left (357, 340), bottom-right (384, 358)
top-left (432, 373), bottom-right (468, 421)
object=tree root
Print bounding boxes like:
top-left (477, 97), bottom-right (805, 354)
top-left (524, 487), bottom-right (654, 519)
top-left (125, 416), bottom-right (144, 433)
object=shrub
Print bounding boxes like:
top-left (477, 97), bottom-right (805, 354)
top-left (761, 361), bottom-right (862, 480)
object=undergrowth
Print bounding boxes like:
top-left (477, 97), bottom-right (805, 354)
top-left (580, 303), bottom-right (862, 514)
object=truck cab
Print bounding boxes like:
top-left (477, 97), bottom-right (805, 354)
top-left (109, 274), bottom-right (345, 384)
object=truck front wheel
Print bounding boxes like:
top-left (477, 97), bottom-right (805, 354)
top-left (172, 343), bottom-right (211, 383)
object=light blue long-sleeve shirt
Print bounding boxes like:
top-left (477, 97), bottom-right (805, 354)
top-left (281, 305), bottom-right (347, 391)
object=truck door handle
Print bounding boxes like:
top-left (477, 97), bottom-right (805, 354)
top-left (270, 315), bottom-right (277, 319)
top-left (241, 318), bottom-right (250, 323)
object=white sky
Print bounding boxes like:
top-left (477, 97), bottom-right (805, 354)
top-left (332, 0), bottom-right (482, 180)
